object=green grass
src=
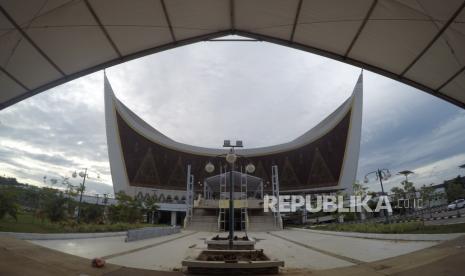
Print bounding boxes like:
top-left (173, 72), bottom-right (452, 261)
top-left (0, 213), bottom-right (63, 233)
top-left (0, 212), bottom-right (164, 233)
top-left (310, 222), bottom-right (465, 234)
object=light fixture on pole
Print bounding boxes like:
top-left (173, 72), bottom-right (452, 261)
top-left (223, 140), bottom-right (242, 249)
top-left (225, 151), bottom-right (237, 164)
top-left (245, 163), bottom-right (255, 174)
top-left (73, 168), bottom-right (88, 223)
top-left (204, 140), bottom-right (254, 249)
top-left (205, 162), bottom-right (215, 173)
top-left (397, 170), bottom-right (414, 183)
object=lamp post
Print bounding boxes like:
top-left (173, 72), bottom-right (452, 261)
top-left (398, 170), bottom-right (415, 213)
top-left (204, 140), bottom-right (255, 249)
top-left (397, 170), bottom-right (414, 183)
top-left (364, 168), bottom-right (391, 224)
top-left (103, 193), bottom-right (108, 206)
top-left (73, 168), bottom-right (88, 223)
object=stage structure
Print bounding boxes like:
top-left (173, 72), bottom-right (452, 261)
top-left (105, 73), bottom-right (363, 230)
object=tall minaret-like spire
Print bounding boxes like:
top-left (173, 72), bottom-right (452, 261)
top-left (104, 71), bottom-right (129, 195)
top-left (339, 71), bottom-right (363, 195)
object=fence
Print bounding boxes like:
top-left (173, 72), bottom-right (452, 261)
top-left (125, 226), bottom-right (181, 242)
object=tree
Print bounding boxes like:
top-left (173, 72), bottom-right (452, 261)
top-left (353, 181), bottom-right (367, 197)
top-left (402, 181), bottom-right (416, 212)
top-left (391, 186), bottom-right (406, 215)
top-left (390, 180), bottom-right (417, 215)
top-left (332, 190), bottom-right (349, 223)
top-left (108, 191), bottom-right (143, 224)
top-left (43, 193), bottom-right (68, 222)
top-left (80, 204), bottom-right (104, 224)
top-left (419, 184), bottom-right (435, 218)
top-left (143, 196), bottom-right (159, 224)
top-left (35, 188), bottom-right (69, 222)
top-left (0, 191), bottom-right (18, 221)
top-left (446, 181), bottom-right (465, 202)
top-left (365, 191), bottom-right (378, 216)
top-left (62, 177), bottom-right (78, 198)
top-left (419, 184), bottom-right (435, 207)
top-left (352, 182), bottom-right (368, 220)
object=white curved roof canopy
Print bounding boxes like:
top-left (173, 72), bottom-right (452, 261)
top-left (105, 73), bottom-right (363, 193)
top-left (1, 0), bottom-right (465, 110)
top-left (108, 74), bottom-right (361, 157)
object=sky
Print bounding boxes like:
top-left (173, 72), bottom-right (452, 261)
top-left (1, 36), bottom-right (465, 196)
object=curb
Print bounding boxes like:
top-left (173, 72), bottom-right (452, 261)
top-left (0, 231), bottom-right (127, 240)
top-left (288, 227), bottom-right (464, 241)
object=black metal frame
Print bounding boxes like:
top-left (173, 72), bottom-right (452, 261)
top-left (2, 0), bottom-right (465, 110)
top-left (84, 0), bottom-right (122, 58)
top-left (0, 5), bottom-right (65, 76)
top-left (344, 0), bottom-right (378, 57)
top-left (204, 142), bottom-right (257, 249)
top-left (400, 0), bottom-right (465, 77)
top-left (160, 0), bottom-right (177, 43)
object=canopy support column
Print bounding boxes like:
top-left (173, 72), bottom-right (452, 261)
top-left (185, 164), bottom-right (194, 227)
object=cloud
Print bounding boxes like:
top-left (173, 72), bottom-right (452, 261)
top-left (357, 109), bottom-right (465, 191)
top-left (0, 73), bottom-right (111, 193)
top-left (104, 39), bottom-right (360, 148)
top-left (1, 37), bottom-right (464, 196)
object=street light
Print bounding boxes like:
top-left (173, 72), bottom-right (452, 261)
top-left (245, 163), bottom-right (255, 174)
top-left (104, 193), bottom-right (109, 206)
top-left (204, 140), bottom-right (254, 249)
top-left (459, 164), bottom-right (465, 175)
top-left (73, 168), bottom-right (88, 223)
top-left (364, 168), bottom-right (391, 224)
top-left (397, 170), bottom-right (414, 183)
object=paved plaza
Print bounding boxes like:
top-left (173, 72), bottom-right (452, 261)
top-left (28, 229), bottom-right (455, 273)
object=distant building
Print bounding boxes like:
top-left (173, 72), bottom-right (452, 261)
top-left (425, 184), bottom-right (448, 207)
top-left (70, 194), bottom-right (117, 206)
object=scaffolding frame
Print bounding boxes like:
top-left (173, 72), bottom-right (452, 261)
top-left (218, 165), bottom-right (227, 231)
top-left (185, 164), bottom-right (194, 225)
top-left (271, 165), bottom-right (281, 228)
top-left (240, 168), bottom-right (248, 232)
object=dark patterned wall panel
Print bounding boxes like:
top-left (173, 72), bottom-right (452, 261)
top-left (116, 110), bottom-right (350, 191)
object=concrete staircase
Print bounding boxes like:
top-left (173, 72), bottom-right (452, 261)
top-left (188, 215), bottom-right (218, 231)
top-left (248, 213), bottom-right (281, 232)
top-left (186, 209), bottom-right (218, 232)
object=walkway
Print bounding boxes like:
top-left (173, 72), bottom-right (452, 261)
top-left (24, 229), bottom-right (459, 272)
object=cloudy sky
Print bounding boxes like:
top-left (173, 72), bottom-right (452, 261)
top-left (1, 37), bottom-right (465, 196)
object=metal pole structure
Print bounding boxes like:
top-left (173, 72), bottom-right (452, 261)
top-left (204, 140), bottom-right (249, 246)
top-left (229, 160), bottom-right (234, 249)
top-left (77, 168), bottom-right (87, 223)
top-left (186, 165), bottom-right (193, 226)
top-left (203, 180), bottom-right (207, 200)
top-left (377, 169), bottom-right (390, 224)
